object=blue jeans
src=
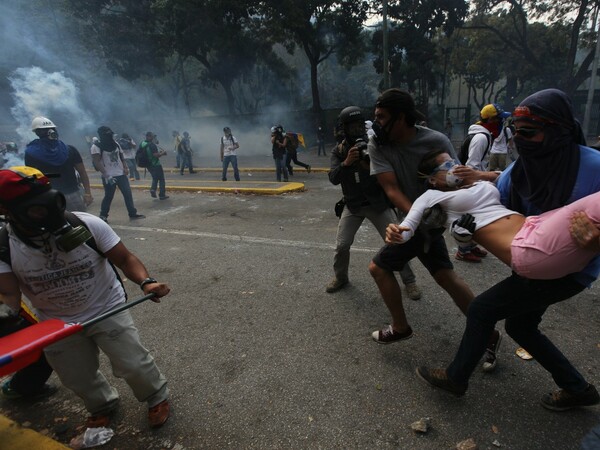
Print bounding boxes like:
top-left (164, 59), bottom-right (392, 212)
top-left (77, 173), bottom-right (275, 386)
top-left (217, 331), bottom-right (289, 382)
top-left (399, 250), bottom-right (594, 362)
top-left (447, 273), bottom-right (588, 392)
top-left (100, 175), bottom-right (138, 218)
top-left (222, 155), bottom-right (240, 181)
top-left (125, 158), bottom-right (139, 180)
top-left (147, 165), bottom-right (166, 198)
top-left (180, 153), bottom-right (194, 174)
top-left (318, 140), bottom-right (326, 156)
top-left (274, 157), bottom-right (288, 181)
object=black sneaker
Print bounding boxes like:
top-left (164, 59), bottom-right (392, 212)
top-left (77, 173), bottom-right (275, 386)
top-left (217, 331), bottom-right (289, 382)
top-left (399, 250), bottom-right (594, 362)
top-left (150, 191), bottom-right (157, 198)
top-left (415, 366), bottom-right (467, 397)
top-left (129, 214), bottom-right (146, 220)
top-left (371, 325), bottom-right (413, 344)
top-left (482, 330), bottom-right (502, 373)
top-left (99, 215), bottom-right (108, 223)
top-left (1, 380), bottom-right (58, 400)
top-left (159, 196), bottom-right (170, 200)
top-left (541, 384), bottom-right (600, 411)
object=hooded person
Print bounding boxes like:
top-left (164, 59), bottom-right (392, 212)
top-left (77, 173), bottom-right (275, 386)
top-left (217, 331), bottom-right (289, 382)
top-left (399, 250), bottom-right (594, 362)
top-left (25, 116), bottom-right (93, 212)
top-left (90, 126), bottom-right (145, 222)
top-left (417, 89), bottom-right (600, 412)
top-left (462, 104), bottom-right (511, 171)
top-left (0, 166), bottom-right (172, 428)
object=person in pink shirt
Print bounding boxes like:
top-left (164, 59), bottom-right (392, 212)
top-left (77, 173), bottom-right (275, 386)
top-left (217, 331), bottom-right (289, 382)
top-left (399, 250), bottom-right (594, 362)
top-left (389, 149), bottom-right (600, 280)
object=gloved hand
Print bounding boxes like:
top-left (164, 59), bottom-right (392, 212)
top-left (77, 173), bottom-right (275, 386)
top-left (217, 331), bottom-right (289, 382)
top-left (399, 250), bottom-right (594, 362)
top-left (421, 204), bottom-right (447, 230)
top-left (451, 213), bottom-right (476, 243)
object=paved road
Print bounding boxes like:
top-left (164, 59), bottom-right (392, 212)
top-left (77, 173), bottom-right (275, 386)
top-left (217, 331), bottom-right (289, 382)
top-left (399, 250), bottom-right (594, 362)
top-left (0, 152), bottom-right (598, 449)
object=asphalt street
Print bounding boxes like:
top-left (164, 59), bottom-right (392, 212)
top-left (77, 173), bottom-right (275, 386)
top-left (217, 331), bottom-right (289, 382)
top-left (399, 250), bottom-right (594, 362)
top-left (0, 151), bottom-right (599, 449)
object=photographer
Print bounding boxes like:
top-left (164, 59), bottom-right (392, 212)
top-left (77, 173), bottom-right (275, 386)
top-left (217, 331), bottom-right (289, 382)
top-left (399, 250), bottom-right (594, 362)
top-left (326, 106), bottom-right (421, 299)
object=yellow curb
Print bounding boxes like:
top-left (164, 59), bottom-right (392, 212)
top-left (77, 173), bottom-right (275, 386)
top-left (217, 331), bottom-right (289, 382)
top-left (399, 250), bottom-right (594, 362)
top-left (86, 167), bottom-right (329, 174)
top-left (90, 181), bottom-right (305, 195)
top-left (0, 415), bottom-right (68, 449)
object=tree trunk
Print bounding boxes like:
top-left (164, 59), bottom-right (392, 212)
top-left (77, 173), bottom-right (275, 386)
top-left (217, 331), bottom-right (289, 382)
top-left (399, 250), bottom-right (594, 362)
top-left (309, 58), bottom-right (322, 112)
top-left (221, 80), bottom-right (236, 115)
top-left (504, 75), bottom-right (518, 110)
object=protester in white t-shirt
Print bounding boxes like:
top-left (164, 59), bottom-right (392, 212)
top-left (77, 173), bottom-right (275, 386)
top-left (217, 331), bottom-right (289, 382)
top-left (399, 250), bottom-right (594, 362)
top-left (220, 126), bottom-right (240, 181)
top-left (0, 166), bottom-right (171, 429)
top-left (91, 125), bottom-right (144, 222)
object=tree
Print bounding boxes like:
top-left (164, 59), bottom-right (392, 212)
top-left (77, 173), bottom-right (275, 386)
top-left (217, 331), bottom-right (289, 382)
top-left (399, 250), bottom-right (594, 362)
top-left (59, 0), bottom-right (169, 79)
top-left (260, 0), bottom-right (370, 112)
top-left (369, 0), bottom-right (468, 115)
top-left (465, 0), bottom-right (600, 96)
top-left (157, 0), bottom-right (290, 115)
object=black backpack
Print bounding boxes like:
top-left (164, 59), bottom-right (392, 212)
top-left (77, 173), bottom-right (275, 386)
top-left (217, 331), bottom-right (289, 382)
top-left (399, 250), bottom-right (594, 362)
top-left (458, 132), bottom-right (492, 165)
top-left (135, 143), bottom-right (150, 168)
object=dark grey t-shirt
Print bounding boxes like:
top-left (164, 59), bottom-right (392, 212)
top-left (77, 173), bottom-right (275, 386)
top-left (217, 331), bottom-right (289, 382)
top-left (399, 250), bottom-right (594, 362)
top-left (369, 125), bottom-right (456, 202)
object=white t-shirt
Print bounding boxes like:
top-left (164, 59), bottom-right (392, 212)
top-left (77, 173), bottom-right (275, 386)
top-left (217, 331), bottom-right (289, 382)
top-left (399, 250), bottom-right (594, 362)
top-left (90, 143), bottom-right (125, 177)
top-left (221, 135), bottom-right (238, 157)
top-left (398, 181), bottom-right (520, 242)
top-left (0, 212), bottom-right (125, 323)
top-left (490, 127), bottom-right (513, 155)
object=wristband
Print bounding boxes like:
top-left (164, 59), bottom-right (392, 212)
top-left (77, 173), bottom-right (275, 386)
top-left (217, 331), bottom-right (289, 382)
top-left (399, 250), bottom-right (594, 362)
top-left (139, 277), bottom-right (158, 290)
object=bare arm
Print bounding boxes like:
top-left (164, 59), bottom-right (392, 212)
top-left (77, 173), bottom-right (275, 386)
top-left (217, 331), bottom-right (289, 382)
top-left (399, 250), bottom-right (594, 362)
top-left (105, 242), bottom-right (170, 301)
top-left (452, 165), bottom-right (500, 185)
top-left (0, 272), bottom-right (22, 312)
top-left (375, 172), bottom-right (412, 214)
top-left (91, 153), bottom-right (108, 178)
top-left (74, 162), bottom-right (93, 206)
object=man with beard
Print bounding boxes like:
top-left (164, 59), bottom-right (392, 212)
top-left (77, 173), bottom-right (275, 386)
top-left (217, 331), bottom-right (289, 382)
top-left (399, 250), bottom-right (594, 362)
top-left (91, 126), bottom-right (145, 222)
top-left (367, 89), bottom-right (501, 373)
top-left (25, 116), bottom-right (93, 211)
top-left (417, 89), bottom-right (600, 411)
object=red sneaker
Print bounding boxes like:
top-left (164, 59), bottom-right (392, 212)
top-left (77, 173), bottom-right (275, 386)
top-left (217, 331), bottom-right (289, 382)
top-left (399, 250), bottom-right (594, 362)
top-left (86, 414), bottom-right (111, 428)
top-left (471, 246), bottom-right (488, 258)
top-left (455, 251), bottom-right (482, 263)
top-left (148, 399), bottom-right (170, 428)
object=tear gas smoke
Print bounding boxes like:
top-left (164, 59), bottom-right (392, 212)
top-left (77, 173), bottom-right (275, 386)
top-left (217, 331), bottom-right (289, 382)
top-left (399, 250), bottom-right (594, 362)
top-left (9, 67), bottom-right (93, 143)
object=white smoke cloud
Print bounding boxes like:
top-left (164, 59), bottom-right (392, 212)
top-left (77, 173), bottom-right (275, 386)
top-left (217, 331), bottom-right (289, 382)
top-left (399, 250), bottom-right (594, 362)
top-left (9, 66), bottom-right (93, 143)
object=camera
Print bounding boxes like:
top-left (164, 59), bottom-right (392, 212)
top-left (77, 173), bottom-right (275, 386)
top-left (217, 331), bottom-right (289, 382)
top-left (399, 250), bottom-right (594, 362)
top-left (354, 138), bottom-right (369, 161)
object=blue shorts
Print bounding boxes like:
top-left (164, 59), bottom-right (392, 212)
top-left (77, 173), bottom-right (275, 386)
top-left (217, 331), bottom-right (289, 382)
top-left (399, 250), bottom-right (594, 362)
top-left (372, 232), bottom-right (453, 276)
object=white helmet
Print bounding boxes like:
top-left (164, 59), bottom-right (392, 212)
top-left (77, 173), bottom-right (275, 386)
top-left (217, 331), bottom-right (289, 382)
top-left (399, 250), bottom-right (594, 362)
top-left (31, 116), bottom-right (56, 131)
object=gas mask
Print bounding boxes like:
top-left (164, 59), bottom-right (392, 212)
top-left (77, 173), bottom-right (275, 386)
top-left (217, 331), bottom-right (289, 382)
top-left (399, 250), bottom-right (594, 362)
top-left (446, 168), bottom-right (463, 188)
top-left (12, 189), bottom-right (92, 252)
top-left (431, 160), bottom-right (463, 188)
top-left (36, 128), bottom-right (59, 140)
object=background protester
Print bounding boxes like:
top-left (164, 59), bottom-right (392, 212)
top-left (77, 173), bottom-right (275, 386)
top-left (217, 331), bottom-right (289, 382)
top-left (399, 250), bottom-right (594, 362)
top-left (25, 116), bottom-right (93, 212)
top-left (91, 126), bottom-right (145, 222)
top-left (118, 133), bottom-right (139, 181)
top-left (220, 127), bottom-right (240, 182)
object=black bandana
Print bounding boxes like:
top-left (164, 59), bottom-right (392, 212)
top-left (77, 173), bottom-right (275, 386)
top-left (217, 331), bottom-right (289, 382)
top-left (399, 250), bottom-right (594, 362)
top-left (509, 89), bottom-right (581, 213)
